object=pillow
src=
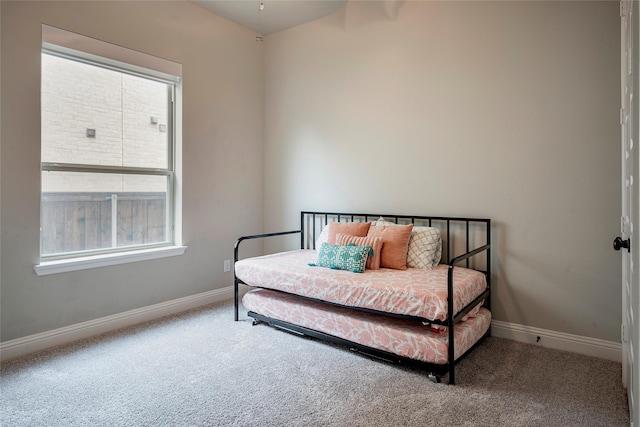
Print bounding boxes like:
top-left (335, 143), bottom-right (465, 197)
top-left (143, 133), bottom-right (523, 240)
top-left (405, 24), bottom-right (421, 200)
top-left (326, 221), bottom-right (371, 245)
top-left (335, 233), bottom-right (383, 270)
top-left (315, 226), bottom-right (329, 250)
top-left (310, 242), bottom-right (372, 273)
top-left (366, 224), bottom-right (413, 270)
top-left (407, 226), bottom-right (442, 269)
top-left (374, 219), bottom-right (442, 269)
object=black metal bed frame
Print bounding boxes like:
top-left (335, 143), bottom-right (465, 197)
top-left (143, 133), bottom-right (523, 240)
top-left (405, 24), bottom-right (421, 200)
top-left (234, 211), bottom-right (492, 384)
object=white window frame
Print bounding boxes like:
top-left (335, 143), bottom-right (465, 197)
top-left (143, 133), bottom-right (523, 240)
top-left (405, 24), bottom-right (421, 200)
top-left (35, 25), bottom-right (185, 276)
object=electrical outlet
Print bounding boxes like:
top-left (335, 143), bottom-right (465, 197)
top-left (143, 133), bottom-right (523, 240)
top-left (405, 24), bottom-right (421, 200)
top-left (224, 259), bottom-right (231, 272)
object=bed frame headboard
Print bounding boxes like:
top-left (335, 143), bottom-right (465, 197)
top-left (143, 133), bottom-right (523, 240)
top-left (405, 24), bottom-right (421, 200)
top-left (300, 210), bottom-right (491, 271)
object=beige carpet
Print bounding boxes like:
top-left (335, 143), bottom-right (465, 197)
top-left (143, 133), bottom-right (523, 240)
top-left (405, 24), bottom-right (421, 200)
top-left (0, 299), bottom-right (630, 426)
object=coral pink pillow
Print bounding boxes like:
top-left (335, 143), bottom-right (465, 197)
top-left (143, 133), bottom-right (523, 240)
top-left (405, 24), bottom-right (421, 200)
top-left (335, 233), bottom-right (384, 270)
top-left (367, 224), bottom-right (414, 270)
top-left (326, 222), bottom-right (371, 245)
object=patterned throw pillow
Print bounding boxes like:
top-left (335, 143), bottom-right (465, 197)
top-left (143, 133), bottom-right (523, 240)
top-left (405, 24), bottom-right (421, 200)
top-left (335, 233), bottom-right (384, 270)
top-left (408, 226), bottom-right (442, 269)
top-left (374, 219), bottom-right (442, 270)
top-left (310, 242), bottom-right (372, 273)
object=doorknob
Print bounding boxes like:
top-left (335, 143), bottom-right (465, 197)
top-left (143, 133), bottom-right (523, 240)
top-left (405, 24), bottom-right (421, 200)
top-left (614, 236), bottom-right (631, 252)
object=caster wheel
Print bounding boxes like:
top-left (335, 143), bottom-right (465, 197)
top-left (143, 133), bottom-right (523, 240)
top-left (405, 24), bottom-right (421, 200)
top-left (427, 373), bottom-right (441, 383)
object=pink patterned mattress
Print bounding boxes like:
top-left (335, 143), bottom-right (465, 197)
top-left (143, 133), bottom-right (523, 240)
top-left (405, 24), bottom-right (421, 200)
top-left (243, 288), bottom-right (491, 364)
top-left (235, 250), bottom-right (487, 322)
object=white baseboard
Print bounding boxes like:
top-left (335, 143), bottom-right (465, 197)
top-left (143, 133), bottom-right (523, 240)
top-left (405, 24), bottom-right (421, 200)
top-left (0, 286), bottom-right (235, 362)
top-left (491, 320), bottom-right (622, 362)
top-left (1, 294), bottom-right (622, 364)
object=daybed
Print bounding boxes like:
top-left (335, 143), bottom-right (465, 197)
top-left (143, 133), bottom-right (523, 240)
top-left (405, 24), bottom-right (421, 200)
top-left (234, 211), bottom-right (491, 384)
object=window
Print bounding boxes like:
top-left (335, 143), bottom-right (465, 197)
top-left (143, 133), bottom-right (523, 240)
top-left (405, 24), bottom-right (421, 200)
top-left (36, 25), bottom-right (184, 274)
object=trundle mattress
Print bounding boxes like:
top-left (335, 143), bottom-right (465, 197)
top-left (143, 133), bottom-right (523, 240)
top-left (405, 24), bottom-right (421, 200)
top-left (242, 288), bottom-right (492, 364)
top-left (235, 249), bottom-right (487, 322)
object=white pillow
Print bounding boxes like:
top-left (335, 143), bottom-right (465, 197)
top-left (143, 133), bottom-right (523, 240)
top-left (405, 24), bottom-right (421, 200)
top-left (315, 226), bottom-right (329, 251)
top-left (374, 219), bottom-right (442, 269)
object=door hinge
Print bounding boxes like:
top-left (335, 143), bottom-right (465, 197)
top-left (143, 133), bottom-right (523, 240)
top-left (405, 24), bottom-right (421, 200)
top-left (622, 323), bottom-right (628, 342)
top-left (622, 216), bottom-right (632, 234)
top-left (621, 108), bottom-right (625, 125)
top-left (621, 1), bottom-right (626, 17)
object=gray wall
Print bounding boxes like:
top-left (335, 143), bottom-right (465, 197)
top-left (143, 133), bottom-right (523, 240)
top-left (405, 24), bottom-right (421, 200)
top-left (0, 0), bottom-right (623, 346)
top-left (263, 1), bottom-right (622, 341)
top-left (0, 1), bottom-right (264, 342)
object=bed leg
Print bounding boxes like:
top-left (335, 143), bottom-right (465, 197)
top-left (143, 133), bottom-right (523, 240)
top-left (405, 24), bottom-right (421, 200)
top-left (234, 280), bottom-right (239, 321)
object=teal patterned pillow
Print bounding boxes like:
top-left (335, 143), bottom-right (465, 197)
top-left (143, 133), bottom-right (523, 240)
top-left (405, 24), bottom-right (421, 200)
top-left (309, 242), bottom-right (373, 273)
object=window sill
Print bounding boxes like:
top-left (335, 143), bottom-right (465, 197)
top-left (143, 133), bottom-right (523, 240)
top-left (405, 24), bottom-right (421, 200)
top-left (34, 245), bottom-right (188, 276)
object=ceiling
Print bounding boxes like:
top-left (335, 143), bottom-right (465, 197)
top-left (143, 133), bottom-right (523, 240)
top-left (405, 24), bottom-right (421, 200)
top-left (191, 0), bottom-right (347, 35)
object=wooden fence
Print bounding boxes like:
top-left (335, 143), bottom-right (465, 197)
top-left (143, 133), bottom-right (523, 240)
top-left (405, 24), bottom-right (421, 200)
top-left (41, 192), bottom-right (166, 255)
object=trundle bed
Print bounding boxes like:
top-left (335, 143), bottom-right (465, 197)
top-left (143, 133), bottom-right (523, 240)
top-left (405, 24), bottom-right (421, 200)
top-left (233, 211), bottom-right (492, 384)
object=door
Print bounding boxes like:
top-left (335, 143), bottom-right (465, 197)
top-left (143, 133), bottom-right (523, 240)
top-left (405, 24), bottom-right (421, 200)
top-left (619, 1), bottom-right (639, 425)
